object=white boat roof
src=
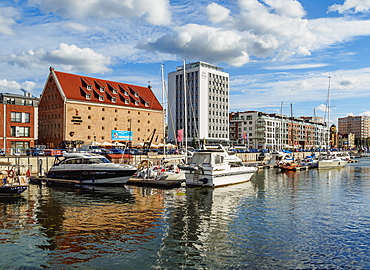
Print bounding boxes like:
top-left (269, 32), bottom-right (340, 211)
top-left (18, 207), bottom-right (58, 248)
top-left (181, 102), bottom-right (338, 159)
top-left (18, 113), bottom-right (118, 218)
top-left (62, 152), bottom-right (105, 159)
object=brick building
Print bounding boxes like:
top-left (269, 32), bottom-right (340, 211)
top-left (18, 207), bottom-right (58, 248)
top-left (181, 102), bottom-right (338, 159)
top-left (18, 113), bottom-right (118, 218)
top-left (38, 67), bottom-right (164, 149)
top-left (0, 92), bottom-right (39, 153)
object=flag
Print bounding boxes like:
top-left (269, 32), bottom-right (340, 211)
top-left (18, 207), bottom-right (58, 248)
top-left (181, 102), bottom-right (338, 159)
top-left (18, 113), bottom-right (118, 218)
top-left (177, 129), bottom-right (183, 142)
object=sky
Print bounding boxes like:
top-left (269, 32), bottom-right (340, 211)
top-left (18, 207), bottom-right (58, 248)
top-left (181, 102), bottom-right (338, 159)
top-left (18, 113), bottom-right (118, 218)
top-left (1, 0), bottom-right (370, 126)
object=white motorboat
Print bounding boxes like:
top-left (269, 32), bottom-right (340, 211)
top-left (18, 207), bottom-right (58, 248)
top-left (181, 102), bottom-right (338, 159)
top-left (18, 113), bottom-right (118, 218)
top-left (46, 152), bottom-right (137, 185)
top-left (179, 145), bottom-right (258, 187)
top-left (318, 152), bottom-right (348, 169)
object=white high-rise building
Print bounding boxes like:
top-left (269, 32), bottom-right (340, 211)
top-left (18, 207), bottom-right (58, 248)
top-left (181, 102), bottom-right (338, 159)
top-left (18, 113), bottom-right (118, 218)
top-left (167, 61), bottom-right (229, 145)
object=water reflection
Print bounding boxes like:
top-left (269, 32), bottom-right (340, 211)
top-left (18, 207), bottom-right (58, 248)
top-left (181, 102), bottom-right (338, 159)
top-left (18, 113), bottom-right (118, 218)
top-left (0, 159), bottom-right (370, 269)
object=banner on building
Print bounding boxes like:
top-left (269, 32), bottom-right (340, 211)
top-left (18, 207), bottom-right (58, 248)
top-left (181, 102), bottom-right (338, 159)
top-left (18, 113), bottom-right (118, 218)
top-left (177, 129), bottom-right (183, 142)
top-left (111, 130), bottom-right (133, 141)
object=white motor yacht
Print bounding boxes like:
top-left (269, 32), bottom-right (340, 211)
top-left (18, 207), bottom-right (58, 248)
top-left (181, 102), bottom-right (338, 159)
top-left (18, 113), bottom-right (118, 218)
top-left (179, 145), bottom-right (258, 187)
top-left (46, 152), bottom-right (137, 185)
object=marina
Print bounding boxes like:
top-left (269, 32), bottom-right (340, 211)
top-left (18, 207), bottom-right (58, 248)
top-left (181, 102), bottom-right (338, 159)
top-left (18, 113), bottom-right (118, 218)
top-left (1, 157), bottom-right (369, 269)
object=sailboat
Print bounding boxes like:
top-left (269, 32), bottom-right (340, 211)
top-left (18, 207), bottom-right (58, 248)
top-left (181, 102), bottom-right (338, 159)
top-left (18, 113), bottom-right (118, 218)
top-left (317, 76), bottom-right (348, 169)
top-left (280, 104), bottom-right (302, 171)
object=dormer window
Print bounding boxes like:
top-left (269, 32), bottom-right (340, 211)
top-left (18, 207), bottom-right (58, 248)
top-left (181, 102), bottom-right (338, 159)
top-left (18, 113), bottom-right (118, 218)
top-left (112, 89), bottom-right (118, 94)
top-left (100, 87), bottom-right (105, 92)
top-left (112, 97), bottom-right (117, 103)
top-left (86, 94), bottom-right (92, 100)
top-left (145, 102), bottom-right (149, 107)
top-left (125, 99), bottom-right (129, 104)
top-left (99, 95), bottom-right (104, 101)
top-left (134, 92), bottom-right (139, 97)
top-left (135, 100), bottom-right (139, 106)
top-left (87, 85), bottom-right (92, 90)
top-left (124, 91), bottom-right (129, 96)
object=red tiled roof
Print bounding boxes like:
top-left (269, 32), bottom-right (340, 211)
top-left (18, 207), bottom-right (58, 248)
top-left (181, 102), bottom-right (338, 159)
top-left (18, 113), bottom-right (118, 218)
top-left (53, 70), bottom-right (163, 111)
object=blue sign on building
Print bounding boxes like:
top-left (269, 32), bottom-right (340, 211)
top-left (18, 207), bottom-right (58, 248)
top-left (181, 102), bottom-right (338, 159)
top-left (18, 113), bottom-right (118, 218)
top-left (111, 130), bottom-right (132, 141)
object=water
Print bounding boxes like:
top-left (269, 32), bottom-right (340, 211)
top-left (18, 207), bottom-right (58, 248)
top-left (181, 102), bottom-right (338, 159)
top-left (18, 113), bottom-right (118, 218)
top-left (1, 159), bottom-right (370, 269)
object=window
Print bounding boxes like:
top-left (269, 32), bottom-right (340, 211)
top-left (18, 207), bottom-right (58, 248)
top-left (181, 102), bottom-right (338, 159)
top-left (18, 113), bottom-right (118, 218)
top-left (112, 97), bottom-right (117, 103)
top-left (87, 85), bottom-right (92, 90)
top-left (11, 112), bottom-right (30, 123)
top-left (99, 95), bottom-right (104, 101)
top-left (11, 126), bottom-right (30, 137)
top-left (86, 94), bottom-right (92, 100)
top-left (11, 112), bottom-right (22, 122)
top-left (100, 87), bottom-right (105, 92)
top-left (125, 99), bottom-right (129, 104)
top-left (112, 89), bottom-right (118, 94)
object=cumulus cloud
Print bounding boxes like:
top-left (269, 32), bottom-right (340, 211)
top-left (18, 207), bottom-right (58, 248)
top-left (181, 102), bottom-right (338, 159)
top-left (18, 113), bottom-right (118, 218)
top-left (30, 0), bottom-right (172, 25)
top-left (0, 79), bottom-right (36, 93)
top-left (316, 104), bottom-right (329, 112)
top-left (143, 0), bottom-right (370, 67)
top-left (360, 111), bottom-right (370, 116)
top-left (328, 0), bottom-right (370, 14)
top-left (206, 3), bottom-right (231, 24)
top-left (7, 43), bottom-right (112, 73)
top-left (0, 7), bottom-right (19, 35)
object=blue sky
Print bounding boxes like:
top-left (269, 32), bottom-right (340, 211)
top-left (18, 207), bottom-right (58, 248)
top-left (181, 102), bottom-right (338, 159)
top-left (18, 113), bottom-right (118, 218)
top-left (1, 0), bottom-right (370, 125)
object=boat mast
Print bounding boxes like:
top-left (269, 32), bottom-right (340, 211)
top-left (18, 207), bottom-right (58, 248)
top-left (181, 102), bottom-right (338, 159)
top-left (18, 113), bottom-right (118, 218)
top-left (326, 76), bottom-right (331, 150)
top-left (290, 103), bottom-right (294, 159)
top-left (161, 64), bottom-right (166, 155)
top-left (183, 60), bottom-right (188, 162)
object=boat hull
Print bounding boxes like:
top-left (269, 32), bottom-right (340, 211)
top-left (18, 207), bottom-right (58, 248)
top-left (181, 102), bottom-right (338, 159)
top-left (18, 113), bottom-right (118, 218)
top-left (318, 160), bottom-right (348, 169)
top-left (0, 185), bottom-right (28, 196)
top-left (185, 168), bottom-right (257, 187)
top-left (46, 169), bottom-right (137, 185)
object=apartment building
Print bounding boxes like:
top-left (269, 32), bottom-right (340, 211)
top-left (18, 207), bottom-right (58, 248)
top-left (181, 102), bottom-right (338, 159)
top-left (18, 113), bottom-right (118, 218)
top-left (38, 67), bottom-right (164, 149)
top-left (0, 92), bottom-right (39, 152)
top-left (167, 61), bottom-right (229, 145)
top-left (338, 116), bottom-right (370, 147)
top-left (229, 111), bottom-right (328, 150)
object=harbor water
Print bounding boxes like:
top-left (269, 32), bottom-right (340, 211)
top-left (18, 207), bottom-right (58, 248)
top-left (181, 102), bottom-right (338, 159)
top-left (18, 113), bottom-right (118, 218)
top-left (1, 159), bottom-right (370, 269)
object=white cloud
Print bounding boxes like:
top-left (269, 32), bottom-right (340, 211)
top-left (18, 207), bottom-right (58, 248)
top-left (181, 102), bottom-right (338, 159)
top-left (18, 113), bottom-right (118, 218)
top-left (206, 3), bottom-right (231, 24)
top-left (144, 0), bottom-right (370, 66)
top-left (263, 0), bottom-right (306, 18)
top-left (316, 104), bottom-right (328, 112)
top-left (329, 0), bottom-right (370, 14)
top-left (360, 111), bottom-right (370, 116)
top-left (62, 22), bottom-right (90, 33)
top-left (0, 7), bottom-right (19, 35)
top-left (265, 63), bottom-right (330, 70)
top-left (7, 43), bottom-right (112, 74)
top-left (30, 0), bottom-right (172, 25)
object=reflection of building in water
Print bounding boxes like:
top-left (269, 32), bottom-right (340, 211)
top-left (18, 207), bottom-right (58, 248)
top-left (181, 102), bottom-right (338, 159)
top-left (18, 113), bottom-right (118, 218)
top-left (156, 182), bottom-right (255, 268)
top-left (36, 186), bottom-right (166, 266)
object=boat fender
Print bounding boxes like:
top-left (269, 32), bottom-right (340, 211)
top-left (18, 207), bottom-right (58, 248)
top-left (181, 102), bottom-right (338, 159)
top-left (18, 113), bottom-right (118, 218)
top-left (178, 164), bottom-right (198, 171)
top-left (200, 178), bottom-right (208, 184)
top-left (176, 167), bottom-right (181, 173)
top-left (7, 170), bottom-right (14, 178)
top-left (26, 169), bottom-right (31, 178)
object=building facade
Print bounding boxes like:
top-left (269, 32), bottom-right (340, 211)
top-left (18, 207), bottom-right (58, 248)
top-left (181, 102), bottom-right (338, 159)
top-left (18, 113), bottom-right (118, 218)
top-left (338, 116), bottom-right (370, 147)
top-left (229, 111), bottom-right (328, 150)
top-left (167, 61), bottom-right (229, 146)
top-left (38, 67), bottom-right (164, 149)
top-left (0, 92), bottom-right (39, 152)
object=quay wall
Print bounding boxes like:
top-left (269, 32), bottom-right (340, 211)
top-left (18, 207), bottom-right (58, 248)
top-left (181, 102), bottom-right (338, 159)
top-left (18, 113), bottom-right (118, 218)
top-left (0, 151), bottom-right (354, 176)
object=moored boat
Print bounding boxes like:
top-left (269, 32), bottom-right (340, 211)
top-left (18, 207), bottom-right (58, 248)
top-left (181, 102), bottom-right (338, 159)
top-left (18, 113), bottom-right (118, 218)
top-left (0, 162), bottom-right (31, 196)
top-left (179, 145), bottom-right (258, 187)
top-left (46, 152), bottom-right (137, 185)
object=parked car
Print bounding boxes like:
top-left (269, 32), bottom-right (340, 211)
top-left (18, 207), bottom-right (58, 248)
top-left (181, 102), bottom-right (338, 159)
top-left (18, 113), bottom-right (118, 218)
top-left (26, 147), bottom-right (45, 156)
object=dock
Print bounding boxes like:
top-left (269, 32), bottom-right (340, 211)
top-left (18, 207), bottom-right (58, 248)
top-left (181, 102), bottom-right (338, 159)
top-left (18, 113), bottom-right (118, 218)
top-left (29, 176), bottom-right (185, 188)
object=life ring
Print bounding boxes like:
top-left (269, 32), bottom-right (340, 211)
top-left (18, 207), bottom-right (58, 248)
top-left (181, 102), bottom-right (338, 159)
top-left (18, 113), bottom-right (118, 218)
top-left (26, 169), bottom-right (31, 177)
top-left (7, 170), bottom-right (14, 178)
